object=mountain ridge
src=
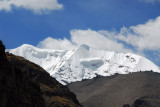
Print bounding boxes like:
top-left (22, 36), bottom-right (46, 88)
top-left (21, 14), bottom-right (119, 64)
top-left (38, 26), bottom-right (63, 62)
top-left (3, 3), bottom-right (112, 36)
top-left (8, 44), bottom-right (160, 85)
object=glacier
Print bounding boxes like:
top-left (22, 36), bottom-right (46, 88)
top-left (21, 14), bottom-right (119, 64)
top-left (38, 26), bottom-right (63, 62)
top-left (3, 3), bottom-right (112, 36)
top-left (8, 44), bottom-right (160, 85)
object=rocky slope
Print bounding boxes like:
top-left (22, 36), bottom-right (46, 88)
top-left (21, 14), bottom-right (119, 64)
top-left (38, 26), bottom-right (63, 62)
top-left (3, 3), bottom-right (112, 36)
top-left (0, 40), bottom-right (81, 107)
top-left (68, 71), bottom-right (160, 107)
top-left (0, 41), bottom-right (45, 107)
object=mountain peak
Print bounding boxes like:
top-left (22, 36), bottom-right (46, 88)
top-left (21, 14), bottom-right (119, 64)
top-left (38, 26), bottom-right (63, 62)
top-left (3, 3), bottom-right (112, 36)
top-left (8, 44), bottom-right (160, 85)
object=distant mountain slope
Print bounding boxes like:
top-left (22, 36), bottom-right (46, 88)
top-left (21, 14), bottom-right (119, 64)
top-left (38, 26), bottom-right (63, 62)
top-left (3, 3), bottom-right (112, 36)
top-left (8, 44), bottom-right (160, 85)
top-left (68, 72), bottom-right (160, 107)
top-left (0, 40), bottom-right (81, 107)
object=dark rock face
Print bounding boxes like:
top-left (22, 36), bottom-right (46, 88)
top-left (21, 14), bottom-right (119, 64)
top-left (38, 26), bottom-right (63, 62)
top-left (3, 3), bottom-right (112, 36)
top-left (68, 72), bottom-right (160, 107)
top-left (0, 40), bottom-right (45, 107)
top-left (0, 41), bottom-right (7, 62)
top-left (6, 53), bottom-right (81, 107)
top-left (0, 40), bottom-right (81, 107)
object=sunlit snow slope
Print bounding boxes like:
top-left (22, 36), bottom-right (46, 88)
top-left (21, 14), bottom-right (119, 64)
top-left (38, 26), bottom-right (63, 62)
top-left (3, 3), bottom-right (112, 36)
top-left (8, 44), bottom-right (160, 85)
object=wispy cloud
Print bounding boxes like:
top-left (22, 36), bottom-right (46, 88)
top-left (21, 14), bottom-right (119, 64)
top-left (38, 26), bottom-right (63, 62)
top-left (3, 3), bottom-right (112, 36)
top-left (0, 0), bottom-right (63, 14)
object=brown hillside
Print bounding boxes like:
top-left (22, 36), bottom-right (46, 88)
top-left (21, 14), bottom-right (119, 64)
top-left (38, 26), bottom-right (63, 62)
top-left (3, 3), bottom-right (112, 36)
top-left (0, 40), bottom-right (81, 107)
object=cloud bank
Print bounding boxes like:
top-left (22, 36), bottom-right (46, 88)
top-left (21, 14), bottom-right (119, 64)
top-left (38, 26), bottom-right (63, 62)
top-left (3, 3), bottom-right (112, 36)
top-left (37, 29), bottom-right (132, 53)
top-left (70, 29), bottom-right (132, 53)
top-left (38, 16), bottom-right (160, 57)
top-left (0, 0), bottom-right (63, 14)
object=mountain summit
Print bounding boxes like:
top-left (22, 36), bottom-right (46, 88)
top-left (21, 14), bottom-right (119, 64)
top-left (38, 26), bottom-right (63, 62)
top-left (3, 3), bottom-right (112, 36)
top-left (8, 44), bottom-right (160, 85)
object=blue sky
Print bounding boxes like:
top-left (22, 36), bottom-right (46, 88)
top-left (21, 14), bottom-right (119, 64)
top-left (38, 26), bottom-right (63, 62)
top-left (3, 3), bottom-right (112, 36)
top-left (0, 0), bottom-right (160, 66)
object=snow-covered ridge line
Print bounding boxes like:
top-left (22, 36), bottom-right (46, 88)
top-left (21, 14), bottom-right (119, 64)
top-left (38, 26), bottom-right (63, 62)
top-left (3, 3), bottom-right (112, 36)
top-left (7, 44), bottom-right (160, 85)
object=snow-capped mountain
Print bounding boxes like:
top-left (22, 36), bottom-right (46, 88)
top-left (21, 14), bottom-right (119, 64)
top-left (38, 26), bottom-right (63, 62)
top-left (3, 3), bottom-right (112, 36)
top-left (8, 44), bottom-right (160, 85)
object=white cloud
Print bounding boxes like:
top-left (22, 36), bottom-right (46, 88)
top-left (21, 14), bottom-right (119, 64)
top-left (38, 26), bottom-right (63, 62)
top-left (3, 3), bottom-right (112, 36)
top-left (0, 0), bottom-right (63, 14)
top-left (116, 16), bottom-right (160, 51)
top-left (37, 37), bottom-right (76, 50)
top-left (70, 29), bottom-right (132, 53)
top-left (37, 29), bottom-right (133, 53)
top-left (37, 16), bottom-right (160, 60)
